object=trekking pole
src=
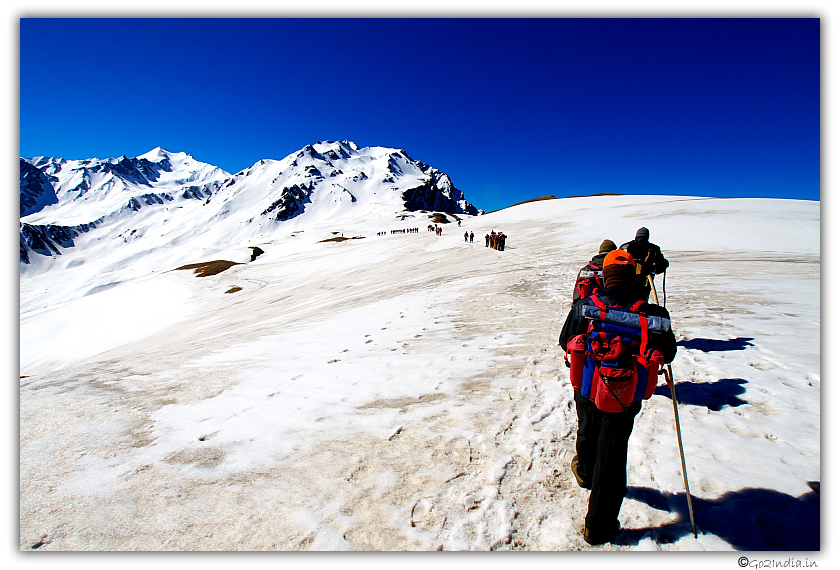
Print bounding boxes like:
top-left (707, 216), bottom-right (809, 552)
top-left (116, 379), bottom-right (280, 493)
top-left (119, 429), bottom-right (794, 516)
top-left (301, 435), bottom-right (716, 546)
top-left (648, 275), bottom-right (698, 538)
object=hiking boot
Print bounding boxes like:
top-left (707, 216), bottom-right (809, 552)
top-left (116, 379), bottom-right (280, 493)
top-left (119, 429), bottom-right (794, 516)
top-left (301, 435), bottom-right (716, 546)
top-left (583, 520), bottom-right (621, 545)
top-left (571, 455), bottom-right (591, 489)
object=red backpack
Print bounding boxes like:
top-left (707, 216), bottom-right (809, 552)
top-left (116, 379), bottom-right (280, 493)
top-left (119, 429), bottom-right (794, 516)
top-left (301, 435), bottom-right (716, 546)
top-left (566, 295), bottom-right (668, 412)
top-left (573, 263), bottom-right (603, 302)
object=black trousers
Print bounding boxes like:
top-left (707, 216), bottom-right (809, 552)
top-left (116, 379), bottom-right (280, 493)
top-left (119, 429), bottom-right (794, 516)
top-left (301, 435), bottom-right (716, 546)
top-left (573, 390), bottom-right (642, 535)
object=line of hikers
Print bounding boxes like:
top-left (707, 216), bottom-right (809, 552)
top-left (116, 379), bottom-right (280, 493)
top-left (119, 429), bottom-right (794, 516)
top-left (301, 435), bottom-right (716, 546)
top-left (378, 223), bottom-right (512, 250)
top-left (460, 228), bottom-right (509, 250)
top-left (485, 230), bottom-right (506, 251)
top-left (379, 228), bottom-right (419, 235)
top-left (558, 227), bottom-right (674, 546)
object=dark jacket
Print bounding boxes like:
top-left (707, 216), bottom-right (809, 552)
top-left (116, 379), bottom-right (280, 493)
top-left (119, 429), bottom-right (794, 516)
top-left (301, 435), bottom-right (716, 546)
top-left (559, 287), bottom-right (677, 364)
top-left (620, 239), bottom-right (669, 277)
top-left (592, 252), bottom-right (608, 267)
top-left (583, 252), bottom-right (608, 272)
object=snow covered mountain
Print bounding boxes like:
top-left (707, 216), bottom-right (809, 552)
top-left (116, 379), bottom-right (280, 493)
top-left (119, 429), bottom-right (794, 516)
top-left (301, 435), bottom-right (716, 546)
top-left (19, 141), bottom-right (481, 269)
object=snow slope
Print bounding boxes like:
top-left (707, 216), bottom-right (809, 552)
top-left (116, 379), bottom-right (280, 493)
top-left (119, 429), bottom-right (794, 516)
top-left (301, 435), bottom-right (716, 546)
top-left (19, 194), bottom-right (819, 551)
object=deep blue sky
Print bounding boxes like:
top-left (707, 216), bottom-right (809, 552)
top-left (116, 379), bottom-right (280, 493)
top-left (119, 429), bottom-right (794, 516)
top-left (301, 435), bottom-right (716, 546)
top-left (20, 18), bottom-right (819, 212)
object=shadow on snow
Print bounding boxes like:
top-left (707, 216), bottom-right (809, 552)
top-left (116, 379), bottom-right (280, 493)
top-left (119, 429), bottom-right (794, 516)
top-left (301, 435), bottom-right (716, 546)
top-left (616, 485), bottom-right (820, 550)
top-left (654, 378), bottom-right (749, 411)
top-left (677, 337), bottom-right (755, 352)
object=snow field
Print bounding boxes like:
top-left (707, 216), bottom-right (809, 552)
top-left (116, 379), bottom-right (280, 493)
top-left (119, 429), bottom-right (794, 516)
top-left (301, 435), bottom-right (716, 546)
top-left (19, 195), bottom-right (819, 550)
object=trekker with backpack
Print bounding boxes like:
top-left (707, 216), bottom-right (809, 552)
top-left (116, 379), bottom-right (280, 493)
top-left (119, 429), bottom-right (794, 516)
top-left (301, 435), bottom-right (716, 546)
top-left (620, 227), bottom-right (669, 295)
top-left (558, 249), bottom-right (677, 545)
top-left (572, 240), bottom-right (617, 302)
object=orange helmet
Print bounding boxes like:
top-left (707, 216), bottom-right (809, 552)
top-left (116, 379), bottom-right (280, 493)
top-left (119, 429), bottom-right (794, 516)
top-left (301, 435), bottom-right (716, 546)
top-left (603, 249), bottom-right (635, 267)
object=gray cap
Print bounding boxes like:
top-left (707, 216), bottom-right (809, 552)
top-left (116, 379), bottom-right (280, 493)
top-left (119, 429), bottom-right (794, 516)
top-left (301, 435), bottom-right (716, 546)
top-left (635, 227), bottom-right (650, 240)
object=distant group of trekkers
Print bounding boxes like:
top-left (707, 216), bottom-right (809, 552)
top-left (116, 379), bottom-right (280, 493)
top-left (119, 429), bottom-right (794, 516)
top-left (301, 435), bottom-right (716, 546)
top-left (485, 230), bottom-right (506, 251)
top-left (393, 228), bottom-right (419, 235)
top-left (462, 229), bottom-right (508, 251)
top-left (382, 222), bottom-right (510, 250)
top-left (559, 227), bottom-right (675, 546)
top-left (377, 228), bottom-right (420, 236)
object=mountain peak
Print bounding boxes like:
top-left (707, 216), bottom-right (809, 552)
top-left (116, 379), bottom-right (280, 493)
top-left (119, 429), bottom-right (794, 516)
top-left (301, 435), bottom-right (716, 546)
top-left (137, 147), bottom-right (175, 162)
top-left (313, 140), bottom-right (360, 154)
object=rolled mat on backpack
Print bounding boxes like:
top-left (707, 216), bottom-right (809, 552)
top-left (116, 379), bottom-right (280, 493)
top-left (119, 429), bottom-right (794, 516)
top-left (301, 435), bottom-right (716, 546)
top-left (580, 304), bottom-right (671, 333)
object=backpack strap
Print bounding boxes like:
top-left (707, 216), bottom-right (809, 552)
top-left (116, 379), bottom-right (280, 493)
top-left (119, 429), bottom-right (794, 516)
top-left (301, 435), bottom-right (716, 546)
top-left (638, 314), bottom-right (650, 364)
top-left (625, 299), bottom-right (652, 365)
top-left (627, 300), bottom-right (646, 312)
top-left (589, 295), bottom-right (608, 320)
top-left (589, 264), bottom-right (604, 286)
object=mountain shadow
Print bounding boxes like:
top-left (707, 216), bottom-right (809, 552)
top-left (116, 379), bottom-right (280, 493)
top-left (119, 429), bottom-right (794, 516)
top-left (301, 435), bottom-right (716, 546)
top-left (20, 159), bottom-right (58, 217)
top-left (677, 337), bottom-right (754, 352)
top-left (654, 378), bottom-right (749, 411)
top-left (616, 485), bottom-right (820, 550)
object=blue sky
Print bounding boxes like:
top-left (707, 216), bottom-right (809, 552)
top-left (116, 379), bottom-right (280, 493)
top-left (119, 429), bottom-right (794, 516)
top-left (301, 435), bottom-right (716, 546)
top-left (20, 18), bottom-right (819, 212)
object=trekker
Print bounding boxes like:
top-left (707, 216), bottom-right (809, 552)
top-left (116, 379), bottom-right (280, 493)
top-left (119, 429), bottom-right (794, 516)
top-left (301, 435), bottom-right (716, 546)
top-left (499, 233), bottom-right (506, 251)
top-left (464, 231), bottom-right (469, 242)
top-left (620, 227), bottom-right (669, 294)
top-left (558, 249), bottom-right (677, 545)
top-left (470, 231), bottom-right (474, 243)
top-left (485, 233), bottom-right (490, 247)
top-left (572, 239), bottom-right (616, 302)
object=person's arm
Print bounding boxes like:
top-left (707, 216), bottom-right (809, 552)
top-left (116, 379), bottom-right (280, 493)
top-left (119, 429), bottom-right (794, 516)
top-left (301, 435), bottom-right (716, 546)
top-left (559, 300), bottom-right (587, 349)
top-left (645, 304), bottom-right (677, 363)
top-left (652, 245), bottom-right (669, 274)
